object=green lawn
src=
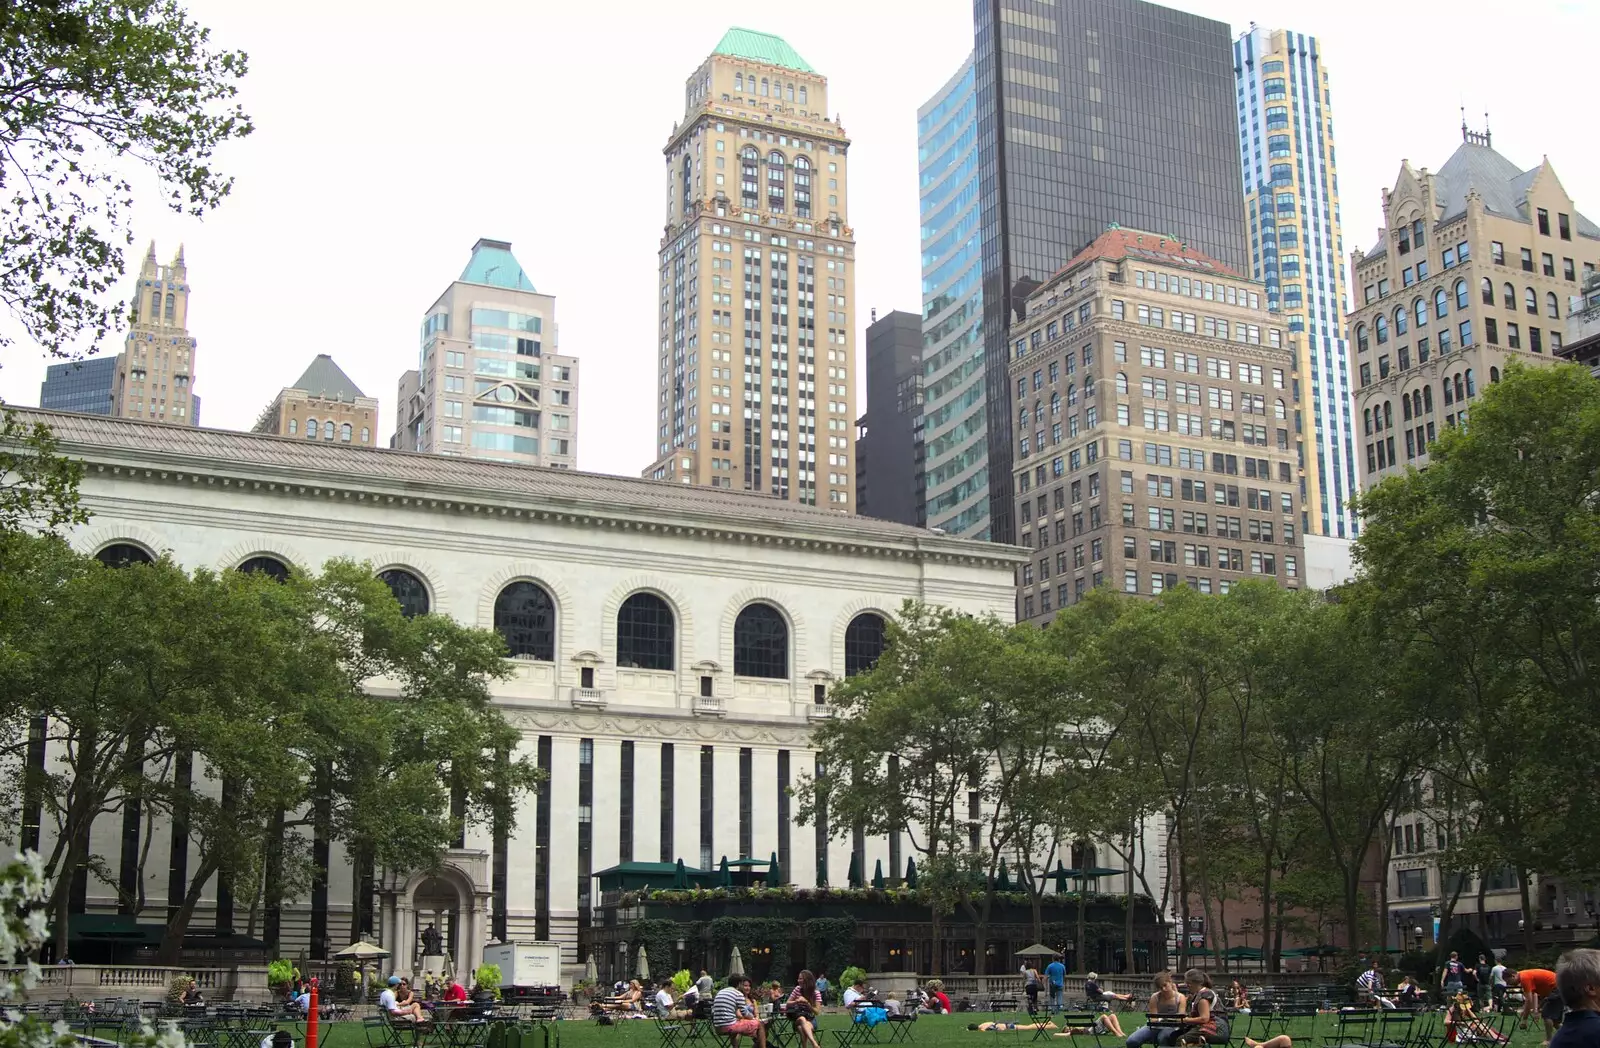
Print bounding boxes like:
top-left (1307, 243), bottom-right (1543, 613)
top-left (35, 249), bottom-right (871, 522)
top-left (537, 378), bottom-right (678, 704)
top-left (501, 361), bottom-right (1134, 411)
top-left (284, 1012), bottom-right (1553, 1048)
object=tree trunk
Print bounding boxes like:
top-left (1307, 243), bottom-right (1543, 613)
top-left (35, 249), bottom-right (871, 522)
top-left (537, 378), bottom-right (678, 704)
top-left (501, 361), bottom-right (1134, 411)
top-left (1475, 872), bottom-right (1489, 944)
top-left (1273, 893), bottom-right (1286, 973)
top-left (1518, 869), bottom-right (1535, 953)
top-left (158, 854), bottom-right (222, 964)
top-left (1124, 825), bottom-right (1135, 975)
top-left (262, 807), bottom-right (285, 952)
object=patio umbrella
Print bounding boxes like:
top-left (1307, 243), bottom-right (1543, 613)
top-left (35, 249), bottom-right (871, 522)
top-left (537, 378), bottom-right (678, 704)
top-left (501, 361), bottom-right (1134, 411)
top-left (1053, 863), bottom-right (1078, 892)
top-left (997, 859), bottom-right (1013, 891)
top-left (1015, 944), bottom-right (1058, 958)
top-left (905, 857), bottom-right (918, 888)
top-left (637, 946), bottom-right (651, 981)
top-left (719, 856), bottom-right (732, 887)
top-left (728, 946), bottom-right (745, 978)
top-left (332, 940), bottom-right (390, 1003)
top-left (674, 859), bottom-right (690, 889)
top-left (586, 955), bottom-right (599, 984)
top-left (872, 859), bottom-right (886, 890)
top-left (767, 851), bottom-right (782, 888)
top-left (1225, 947), bottom-right (1263, 960)
top-left (847, 852), bottom-right (862, 888)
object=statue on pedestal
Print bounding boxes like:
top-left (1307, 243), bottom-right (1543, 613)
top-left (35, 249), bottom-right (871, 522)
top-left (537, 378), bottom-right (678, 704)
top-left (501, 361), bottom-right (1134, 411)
top-left (420, 923), bottom-right (443, 957)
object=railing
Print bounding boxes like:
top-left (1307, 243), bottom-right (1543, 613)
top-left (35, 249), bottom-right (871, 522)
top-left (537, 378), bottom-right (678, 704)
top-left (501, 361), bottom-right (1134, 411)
top-left (806, 705), bottom-right (834, 720)
top-left (0, 965), bottom-right (269, 1002)
top-left (569, 687), bottom-right (607, 708)
top-left (692, 695), bottom-right (724, 716)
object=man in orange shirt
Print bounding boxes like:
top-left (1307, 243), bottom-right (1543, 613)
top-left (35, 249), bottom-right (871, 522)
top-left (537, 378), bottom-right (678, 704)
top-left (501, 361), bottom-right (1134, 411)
top-left (1510, 968), bottom-right (1561, 1045)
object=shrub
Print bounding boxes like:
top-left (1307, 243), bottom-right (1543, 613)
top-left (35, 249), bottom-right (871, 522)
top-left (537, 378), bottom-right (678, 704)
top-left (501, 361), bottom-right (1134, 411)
top-left (475, 963), bottom-right (503, 1000)
top-left (672, 970), bottom-right (692, 994)
top-left (165, 975), bottom-right (196, 1007)
top-left (267, 959), bottom-right (297, 988)
top-left (840, 966), bottom-right (867, 990)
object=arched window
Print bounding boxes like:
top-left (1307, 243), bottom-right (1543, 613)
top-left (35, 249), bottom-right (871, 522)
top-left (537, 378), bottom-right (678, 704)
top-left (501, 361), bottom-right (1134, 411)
top-left (1455, 279), bottom-right (1469, 310)
top-left (1481, 277), bottom-right (1494, 305)
top-left (361, 427), bottom-right (370, 443)
top-left (1434, 288), bottom-right (1449, 318)
top-left (288, 418), bottom-right (299, 435)
top-left (740, 147), bottom-right (760, 208)
top-left (1423, 385), bottom-right (1433, 412)
top-left (799, 86), bottom-right (807, 106)
top-left (1356, 324), bottom-right (1368, 352)
top-left (844, 613), bottom-right (887, 676)
top-left (1383, 402), bottom-right (1392, 429)
top-left (238, 556), bottom-right (290, 582)
top-left (1465, 369), bottom-right (1476, 397)
top-left (1018, 406), bottom-right (1028, 428)
top-left (150, 289), bottom-right (160, 319)
top-left (494, 581), bottom-right (555, 660)
top-left (1066, 383), bottom-right (1077, 407)
top-left (340, 423), bottom-right (352, 442)
top-left (305, 417), bottom-right (318, 439)
top-left (1050, 391), bottom-right (1061, 416)
top-left (1547, 291), bottom-right (1560, 319)
top-left (1033, 401), bottom-right (1044, 424)
top-left (760, 78), bottom-right (769, 96)
top-left (1394, 307), bottom-right (1407, 336)
top-left (1490, 366), bottom-right (1501, 384)
top-left (1444, 379), bottom-right (1455, 406)
top-left (786, 83), bottom-right (794, 101)
top-left (323, 420), bottom-right (335, 440)
top-left (1274, 398), bottom-right (1286, 420)
top-left (1375, 315), bottom-right (1389, 344)
top-left (1503, 283), bottom-right (1515, 309)
top-left (1363, 408), bottom-right (1372, 435)
top-left (378, 568), bottom-right (429, 618)
top-left (1525, 287), bottom-right (1537, 314)
top-left (1115, 372), bottom-right (1129, 394)
top-left (1412, 390), bottom-right (1422, 417)
top-left (164, 293), bottom-right (175, 321)
top-left (1414, 298), bottom-right (1427, 328)
top-left (733, 602), bottom-right (788, 679)
top-left (1455, 374), bottom-right (1466, 402)
top-left (735, 73), bottom-right (744, 92)
top-left (617, 592), bottom-right (675, 670)
top-left (1403, 396), bottom-right (1413, 422)
top-left (793, 155), bottom-right (811, 218)
top-left (96, 543), bottom-right (153, 568)
top-left (766, 150), bottom-right (786, 211)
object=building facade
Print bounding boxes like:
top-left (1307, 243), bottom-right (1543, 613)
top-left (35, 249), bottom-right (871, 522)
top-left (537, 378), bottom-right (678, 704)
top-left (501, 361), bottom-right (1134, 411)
top-left (1349, 130), bottom-right (1600, 488)
top-left (855, 310), bottom-right (924, 528)
top-left (644, 29), bottom-right (857, 509)
top-left (392, 239), bottom-right (577, 468)
top-left (39, 357), bottom-right (117, 416)
top-left (919, 56), bottom-right (990, 540)
top-left (110, 242), bottom-right (199, 425)
top-left (1557, 271), bottom-right (1600, 373)
top-left (1006, 228), bottom-right (1304, 624)
top-left (973, 0), bottom-right (1248, 543)
top-left (1234, 28), bottom-right (1357, 540)
top-left (253, 354), bottom-right (379, 446)
top-left (14, 409), bottom-right (1022, 979)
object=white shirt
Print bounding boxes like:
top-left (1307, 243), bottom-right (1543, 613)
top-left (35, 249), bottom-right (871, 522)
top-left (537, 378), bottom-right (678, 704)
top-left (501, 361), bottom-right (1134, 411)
top-left (656, 990), bottom-right (674, 1012)
top-left (1491, 965), bottom-right (1507, 987)
top-left (843, 988), bottom-right (862, 1008)
top-left (378, 989), bottom-right (399, 1013)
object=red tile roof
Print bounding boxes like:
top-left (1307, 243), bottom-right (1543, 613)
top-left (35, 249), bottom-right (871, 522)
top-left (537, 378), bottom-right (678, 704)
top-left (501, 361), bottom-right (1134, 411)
top-left (1042, 226), bottom-right (1243, 291)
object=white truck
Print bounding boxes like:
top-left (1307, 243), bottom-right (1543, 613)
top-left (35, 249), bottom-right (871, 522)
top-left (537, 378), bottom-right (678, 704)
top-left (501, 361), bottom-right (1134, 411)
top-left (481, 940), bottom-right (563, 1001)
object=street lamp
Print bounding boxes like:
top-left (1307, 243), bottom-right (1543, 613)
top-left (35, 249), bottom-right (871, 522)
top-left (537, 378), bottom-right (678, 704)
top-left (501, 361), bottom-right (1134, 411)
top-left (1412, 925), bottom-right (1424, 951)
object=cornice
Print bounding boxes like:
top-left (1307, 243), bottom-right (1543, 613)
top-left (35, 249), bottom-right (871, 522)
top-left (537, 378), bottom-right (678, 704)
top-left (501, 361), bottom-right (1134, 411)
top-left (69, 448), bottom-right (1027, 572)
top-left (496, 705), bottom-right (815, 747)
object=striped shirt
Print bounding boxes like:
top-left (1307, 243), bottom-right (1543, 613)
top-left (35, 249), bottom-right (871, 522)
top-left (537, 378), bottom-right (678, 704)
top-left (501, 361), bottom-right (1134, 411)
top-left (713, 987), bottom-right (749, 1028)
top-left (788, 987), bottom-right (822, 1008)
top-left (1358, 970), bottom-right (1384, 993)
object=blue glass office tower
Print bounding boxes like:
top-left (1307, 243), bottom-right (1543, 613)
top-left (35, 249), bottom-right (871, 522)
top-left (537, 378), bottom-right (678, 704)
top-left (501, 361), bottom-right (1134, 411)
top-left (1234, 27), bottom-right (1356, 538)
top-left (919, 57), bottom-right (990, 539)
top-left (39, 357), bottom-right (116, 415)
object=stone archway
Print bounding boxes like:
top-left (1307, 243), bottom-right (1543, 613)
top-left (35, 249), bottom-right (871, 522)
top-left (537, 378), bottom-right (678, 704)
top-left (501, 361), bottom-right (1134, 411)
top-left (382, 863), bottom-right (490, 982)
top-left (412, 874), bottom-right (464, 978)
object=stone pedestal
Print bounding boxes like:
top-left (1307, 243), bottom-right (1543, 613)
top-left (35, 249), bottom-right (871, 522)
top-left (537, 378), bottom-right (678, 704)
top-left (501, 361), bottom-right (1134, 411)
top-left (422, 955), bottom-right (446, 978)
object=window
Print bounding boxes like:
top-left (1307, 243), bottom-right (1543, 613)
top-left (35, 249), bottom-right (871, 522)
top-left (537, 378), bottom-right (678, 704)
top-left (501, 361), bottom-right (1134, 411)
top-left (1521, 248), bottom-right (1533, 272)
top-left (734, 602), bottom-right (788, 678)
top-left (1560, 213), bottom-right (1572, 240)
top-left (1375, 315), bottom-right (1389, 344)
top-left (1394, 307), bottom-right (1407, 336)
top-left (95, 543), bottom-right (153, 568)
top-left (340, 422), bottom-right (352, 442)
top-left (305, 417), bottom-right (318, 439)
top-left (238, 556), bottom-right (290, 582)
top-left (617, 592), bottom-right (675, 670)
top-left (1434, 288), bottom-right (1448, 318)
top-left (1543, 253), bottom-right (1556, 277)
top-left (1356, 325), bottom-right (1368, 352)
top-left (1454, 279), bottom-right (1468, 311)
top-left (323, 420), bottom-right (335, 440)
top-left (1525, 287), bottom-right (1538, 314)
top-left (1503, 282), bottom-right (1515, 309)
top-left (1491, 241), bottom-right (1504, 265)
top-left (1538, 208), bottom-right (1550, 236)
top-left (844, 613), bottom-right (887, 676)
top-left (1414, 298), bottom-right (1427, 328)
top-left (379, 568), bottom-right (429, 618)
top-left (1547, 292), bottom-right (1559, 319)
top-left (1481, 277), bottom-right (1494, 305)
top-left (495, 581), bottom-right (556, 660)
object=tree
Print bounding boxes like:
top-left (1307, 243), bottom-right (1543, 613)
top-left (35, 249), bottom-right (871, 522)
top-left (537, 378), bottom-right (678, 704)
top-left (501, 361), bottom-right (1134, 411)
top-left (0, 0), bottom-right (251, 360)
top-left (0, 409), bottom-right (86, 533)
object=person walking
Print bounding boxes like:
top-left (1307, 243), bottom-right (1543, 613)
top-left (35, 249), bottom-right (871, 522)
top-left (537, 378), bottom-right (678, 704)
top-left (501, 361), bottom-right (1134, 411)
top-left (1442, 952), bottom-right (1467, 999)
top-left (1046, 955), bottom-right (1068, 1013)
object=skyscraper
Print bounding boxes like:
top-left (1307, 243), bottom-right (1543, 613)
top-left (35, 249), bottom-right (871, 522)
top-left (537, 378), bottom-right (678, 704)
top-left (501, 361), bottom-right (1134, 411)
top-left (919, 56), bottom-right (990, 539)
top-left (855, 310), bottom-right (924, 528)
top-left (973, 0), bottom-right (1246, 542)
top-left (644, 29), bottom-right (857, 509)
top-left (392, 238), bottom-right (578, 467)
top-left (110, 242), bottom-right (199, 424)
top-left (39, 357), bottom-right (116, 416)
top-left (1234, 27), bottom-right (1355, 538)
top-left (254, 354), bottom-right (380, 446)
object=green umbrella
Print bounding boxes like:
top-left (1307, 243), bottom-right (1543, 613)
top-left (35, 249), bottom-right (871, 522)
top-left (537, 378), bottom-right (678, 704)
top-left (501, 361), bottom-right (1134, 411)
top-left (872, 859), bottom-right (886, 890)
top-left (767, 851), bottom-right (782, 888)
top-left (1225, 946), bottom-right (1263, 960)
top-left (847, 852), bottom-right (862, 888)
top-left (1053, 863), bottom-right (1077, 892)
top-left (719, 855), bottom-right (732, 887)
top-left (673, 858), bottom-right (689, 889)
top-left (997, 859), bottom-right (1013, 892)
top-left (905, 857), bottom-right (918, 888)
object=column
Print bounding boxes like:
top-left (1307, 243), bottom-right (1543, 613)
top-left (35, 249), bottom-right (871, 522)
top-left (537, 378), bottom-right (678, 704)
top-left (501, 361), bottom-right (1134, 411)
top-left (547, 736), bottom-right (581, 928)
top-left (635, 742), bottom-right (661, 865)
top-left (592, 739), bottom-right (622, 877)
top-left (395, 902), bottom-right (415, 978)
top-left (505, 734), bottom-right (540, 933)
top-left (713, 745), bottom-right (739, 861)
top-left (454, 889), bottom-right (473, 979)
top-left (751, 747), bottom-right (780, 867)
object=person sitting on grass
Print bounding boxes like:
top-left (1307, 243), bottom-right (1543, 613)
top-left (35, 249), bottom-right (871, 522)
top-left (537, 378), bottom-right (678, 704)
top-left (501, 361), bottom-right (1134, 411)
top-left (1244, 1037), bottom-right (1292, 1048)
top-left (922, 981), bottom-right (953, 1015)
top-left (714, 974), bottom-right (767, 1048)
top-left (1551, 949), bottom-right (1600, 1048)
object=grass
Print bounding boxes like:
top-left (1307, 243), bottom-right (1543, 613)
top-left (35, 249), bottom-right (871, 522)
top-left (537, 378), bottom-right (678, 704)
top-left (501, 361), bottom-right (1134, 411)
top-left (279, 1011), bottom-right (1555, 1048)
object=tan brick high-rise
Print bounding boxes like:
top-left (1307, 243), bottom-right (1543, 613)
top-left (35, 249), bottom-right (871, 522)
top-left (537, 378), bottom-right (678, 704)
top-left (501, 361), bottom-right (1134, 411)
top-left (644, 28), bottom-right (857, 509)
top-left (1349, 126), bottom-right (1600, 487)
top-left (1008, 228), bottom-right (1306, 624)
top-left (112, 242), bottom-right (198, 424)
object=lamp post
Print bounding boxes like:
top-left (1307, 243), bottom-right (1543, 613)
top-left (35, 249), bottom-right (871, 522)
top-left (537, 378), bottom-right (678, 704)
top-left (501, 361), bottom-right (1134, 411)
top-left (1412, 925), bottom-right (1424, 952)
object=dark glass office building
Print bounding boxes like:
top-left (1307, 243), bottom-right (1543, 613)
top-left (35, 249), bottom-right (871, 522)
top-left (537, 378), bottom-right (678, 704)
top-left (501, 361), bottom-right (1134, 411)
top-left (38, 356), bottom-right (116, 415)
top-left (973, 0), bottom-right (1247, 542)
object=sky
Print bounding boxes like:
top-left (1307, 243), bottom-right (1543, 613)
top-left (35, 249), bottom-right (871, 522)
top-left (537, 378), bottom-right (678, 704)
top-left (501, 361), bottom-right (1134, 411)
top-left (2, 0), bottom-right (1595, 478)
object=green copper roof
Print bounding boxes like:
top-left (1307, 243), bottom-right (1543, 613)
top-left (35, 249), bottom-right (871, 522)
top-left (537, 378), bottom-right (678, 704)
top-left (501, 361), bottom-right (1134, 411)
top-left (713, 27), bottom-right (814, 73)
top-left (460, 238), bottom-right (536, 292)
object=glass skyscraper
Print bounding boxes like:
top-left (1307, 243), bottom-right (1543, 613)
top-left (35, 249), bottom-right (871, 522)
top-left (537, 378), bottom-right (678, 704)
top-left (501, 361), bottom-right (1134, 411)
top-left (39, 356), bottom-right (116, 415)
top-left (973, 0), bottom-right (1247, 543)
top-left (1234, 27), bottom-right (1356, 538)
top-left (919, 56), bottom-right (989, 539)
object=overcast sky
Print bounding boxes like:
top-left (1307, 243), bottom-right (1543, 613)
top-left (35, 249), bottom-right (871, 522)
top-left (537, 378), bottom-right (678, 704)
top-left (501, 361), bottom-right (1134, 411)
top-left (2, 0), bottom-right (1594, 477)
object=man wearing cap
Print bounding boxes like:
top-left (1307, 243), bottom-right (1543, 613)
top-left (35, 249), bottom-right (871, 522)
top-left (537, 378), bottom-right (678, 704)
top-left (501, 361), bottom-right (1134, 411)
top-left (379, 976), bottom-right (428, 1023)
